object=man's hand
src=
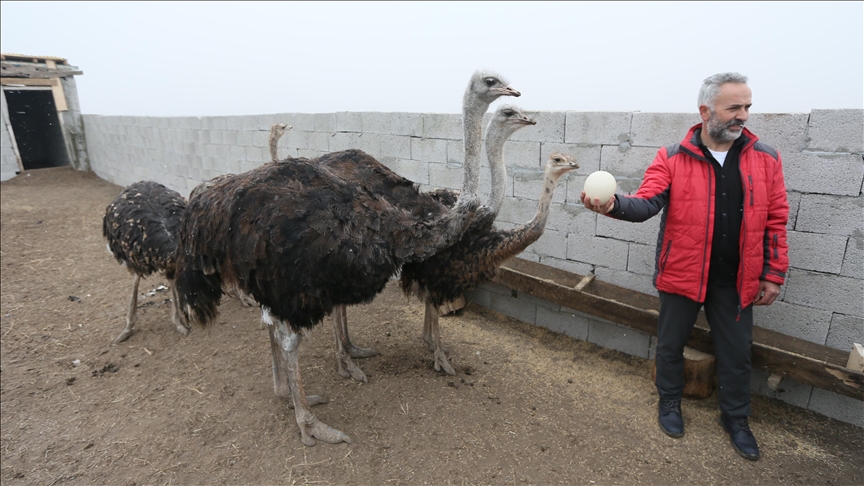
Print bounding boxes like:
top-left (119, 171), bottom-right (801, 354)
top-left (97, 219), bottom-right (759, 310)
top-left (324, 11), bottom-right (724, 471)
top-left (754, 280), bottom-right (781, 306)
top-left (581, 191), bottom-right (615, 215)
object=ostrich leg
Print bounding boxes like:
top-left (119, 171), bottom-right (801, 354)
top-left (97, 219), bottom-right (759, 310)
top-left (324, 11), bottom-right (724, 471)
top-left (267, 323), bottom-right (327, 406)
top-left (425, 300), bottom-right (456, 375)
top-left (332, 305), bottom-right (370, 383)
top-left (270, 319), bottom-right (352, 446)
top-left (168, 279), bottom-right (190, 336)
top-left (335, 304), bottom-right (377, 358)
top-left (114, 274), bottom-right (141, 344)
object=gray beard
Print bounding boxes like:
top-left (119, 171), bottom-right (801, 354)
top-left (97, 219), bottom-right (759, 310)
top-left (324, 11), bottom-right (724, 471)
top-left (707, 115), bottom-right (744, 143)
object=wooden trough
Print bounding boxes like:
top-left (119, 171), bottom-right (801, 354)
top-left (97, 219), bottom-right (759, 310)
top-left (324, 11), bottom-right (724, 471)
top-left (491, 258), bottom-right (864, 402)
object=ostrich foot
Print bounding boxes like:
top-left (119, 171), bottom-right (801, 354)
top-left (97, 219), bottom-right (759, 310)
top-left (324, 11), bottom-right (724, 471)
top-left (287, 395), bottom-right (328, 408)
top-left (113, 327), bottom-right (134, 344)
top-left (345, 342), bottom-right (378, 358)
top-left (422, 333), bottom-right (449, 354)
top-left (433, 348), bottom-right (456, 376)
top-left (337, 351), bottom-right (368, 383)
top-left (174, 324), bottom-right (190, 336)
top-left (300, 419), bottom-right (353, 447)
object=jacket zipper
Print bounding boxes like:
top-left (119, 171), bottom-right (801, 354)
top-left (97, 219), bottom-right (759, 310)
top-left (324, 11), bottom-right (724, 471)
top-left (737, 170), bottom-right (749, 321)
top-left (660, 240), bottom-right (673, 274)
top-left (748, 175), bottom-right (754, 206)
top-left (699, 163), bottom-right (712, 301)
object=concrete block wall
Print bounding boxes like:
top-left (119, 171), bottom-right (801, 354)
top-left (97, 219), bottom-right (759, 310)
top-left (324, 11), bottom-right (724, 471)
top-left (82, 108), bottom-right (864, 426)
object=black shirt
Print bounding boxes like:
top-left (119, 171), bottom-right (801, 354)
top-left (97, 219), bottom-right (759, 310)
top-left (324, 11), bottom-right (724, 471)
top-left (697, 131), bottom-right (745, 286)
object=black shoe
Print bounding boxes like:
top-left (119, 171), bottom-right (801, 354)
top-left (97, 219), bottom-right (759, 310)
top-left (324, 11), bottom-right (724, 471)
top-left (720, 414), bottom-right (760, 461)
top-left (658, 398), bottom-right (684, 438)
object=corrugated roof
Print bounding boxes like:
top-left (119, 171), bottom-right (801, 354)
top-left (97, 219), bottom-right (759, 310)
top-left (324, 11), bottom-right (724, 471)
top-left (1, 53), bottom-right (69, 65)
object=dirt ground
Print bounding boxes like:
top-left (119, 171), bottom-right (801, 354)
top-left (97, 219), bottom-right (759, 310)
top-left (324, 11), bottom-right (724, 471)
top-left (1, 167), bottom-right (862, 486)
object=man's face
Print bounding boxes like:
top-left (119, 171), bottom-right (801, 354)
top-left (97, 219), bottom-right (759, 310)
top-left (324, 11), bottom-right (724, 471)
top-left (702, 82), bottom-right (752, 143)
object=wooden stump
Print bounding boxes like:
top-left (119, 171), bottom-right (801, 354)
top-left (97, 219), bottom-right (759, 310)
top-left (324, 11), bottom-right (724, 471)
top-left (652, 346), bottom-right (716, 399)
top-left (438, 295), bottom-right (466, 316)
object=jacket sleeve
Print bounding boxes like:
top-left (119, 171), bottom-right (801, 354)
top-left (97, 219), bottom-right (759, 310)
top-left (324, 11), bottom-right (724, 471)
top-left (760, 152), bottom-right (790, 285)
top-left (607, 147), bottom-right (671, 223)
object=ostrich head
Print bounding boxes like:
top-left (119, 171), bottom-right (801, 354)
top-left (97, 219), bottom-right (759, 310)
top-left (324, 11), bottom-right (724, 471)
top-left (545, 153), bottom-right (580, 181)
top-left (486, 104), bottom-right (536, 142)
top-left (271, 123), bottom-right (292, 137)
top-left (465, 71), bottom-right (521, 105)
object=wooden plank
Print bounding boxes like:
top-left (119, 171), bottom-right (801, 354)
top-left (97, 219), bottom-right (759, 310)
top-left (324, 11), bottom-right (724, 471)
top-left (491, 258), bottom-right (864, 401)
top-left (50, 79), bottom-right (67, 111)
top-left (1, 78), bottom-right (53, 86)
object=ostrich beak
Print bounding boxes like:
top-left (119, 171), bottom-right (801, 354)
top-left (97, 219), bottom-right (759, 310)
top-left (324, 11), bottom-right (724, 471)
top-left (520, 116), bottom-right (537, 126)
top-left (493, 85), bottom-right (521, 97)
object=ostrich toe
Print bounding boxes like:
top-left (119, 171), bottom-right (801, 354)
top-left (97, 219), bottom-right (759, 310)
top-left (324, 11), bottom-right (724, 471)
top-left (345, 342), bottom-right (378, 358)
top-left (300, 420), bottom-right (353, 447)
top-left (336, 351), bottom-right (369, 383)
top-left (433, 348), bottom-right (456, 376)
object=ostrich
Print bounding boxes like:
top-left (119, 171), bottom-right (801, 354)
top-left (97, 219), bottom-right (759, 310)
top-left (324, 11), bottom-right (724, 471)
top-left (102, 180), bottom-right (190, 344)
top-left (326, 104), bottom-right (537, 381)
top-left (175, 72), bottom-right (519, 446)
top-left (400, 152), bottom-right (580, 374)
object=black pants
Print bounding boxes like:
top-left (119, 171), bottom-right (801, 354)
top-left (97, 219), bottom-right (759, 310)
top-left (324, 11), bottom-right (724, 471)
top-left (656, 283), bottom-right (754, 418)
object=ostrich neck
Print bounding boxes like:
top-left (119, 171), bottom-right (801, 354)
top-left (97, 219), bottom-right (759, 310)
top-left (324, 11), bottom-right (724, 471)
top-left (484, 128), bottom-right (510, 215)
top-left (492, 172), bottom-right (561, 262)
top-left (461, 96), bottom-right (487, 200)
top-left (269, 132), bottom-right (281, 162)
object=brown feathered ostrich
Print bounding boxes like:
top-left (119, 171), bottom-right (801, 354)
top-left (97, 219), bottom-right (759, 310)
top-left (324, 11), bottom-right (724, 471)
top-left (399, 152), bottom-right (580, 374)
top-left (174, 72), bottom-right (519, 446)
top-left (103, 181), bottom-right (190, 344)
top-left (320, 104), bottom-right (537, 381)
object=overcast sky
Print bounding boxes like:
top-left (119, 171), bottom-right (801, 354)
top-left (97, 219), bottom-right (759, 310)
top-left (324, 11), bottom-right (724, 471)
top-left (2, 1), bottom-right (862, 117)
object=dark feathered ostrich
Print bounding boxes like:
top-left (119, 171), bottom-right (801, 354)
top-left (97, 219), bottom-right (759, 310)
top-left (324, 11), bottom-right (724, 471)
top-left (174, 72), bottom-right (518, 446)
top-left (400, 152), bottom-right (580, 374)
top-left (323, 104), bottom-right (537, 381)
top-left (103, 181), bottom-right (191, 344)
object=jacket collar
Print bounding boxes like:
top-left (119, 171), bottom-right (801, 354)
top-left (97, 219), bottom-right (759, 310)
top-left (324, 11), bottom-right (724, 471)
top-left (680, 123), bottom-right (759, 158)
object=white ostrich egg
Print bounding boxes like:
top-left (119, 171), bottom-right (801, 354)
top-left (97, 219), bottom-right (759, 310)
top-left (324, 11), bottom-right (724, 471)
top-left (583, 171), bottom-right (617, 204)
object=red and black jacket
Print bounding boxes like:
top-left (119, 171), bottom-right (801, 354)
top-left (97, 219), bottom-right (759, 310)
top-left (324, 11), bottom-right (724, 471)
top-left (608, 124), bottom-right (789, 308)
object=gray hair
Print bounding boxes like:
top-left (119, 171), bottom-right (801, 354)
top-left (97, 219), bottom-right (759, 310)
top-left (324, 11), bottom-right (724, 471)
top-left (698, 72), bottom-right (749, 110)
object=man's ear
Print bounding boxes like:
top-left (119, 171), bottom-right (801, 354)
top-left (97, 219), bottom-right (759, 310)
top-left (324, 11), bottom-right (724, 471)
top-left (698, 105), bottom-right (711, 122)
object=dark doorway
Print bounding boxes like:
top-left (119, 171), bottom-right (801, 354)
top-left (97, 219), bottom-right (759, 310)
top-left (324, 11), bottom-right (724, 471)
top-left (4, 89), bottom-right (70, 170)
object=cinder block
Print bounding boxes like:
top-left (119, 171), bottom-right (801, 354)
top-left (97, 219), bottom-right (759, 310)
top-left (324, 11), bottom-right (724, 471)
top-left (446, 139), bottom-right (464, 165)
top-left (286, 130), bottom-right (309, 150)
top-left (565, 112), bottom-right (632, 145)
top-left (599, 145), bottom-right (658, 183)
top-left (786, 192), bottom-right (801, 230)
top-left (807, 388), bottom-right (864, 428)
top-left (498, 197), bottom-right (542, 227)
top-left (536, 306), bottom-right (589, 341)
top-left (806, 109), bottom-right (864, 153)
top-left (411, 138), bottom-right (447, 163)
top-left (630, 113), bottom-right (700, 147)
top-left (308, 132), bottom-right (331, 152)
top-left (501, 141), bottom-right (541, 170)
top-left (566, 233), bottom-right (629, 270)
top-left (378, 134), bottom-right (411, 159)
top-left (423, 113), bottom-right (461, 140)
top-left (240, 115), bottom-right (259, 131)
top-left (841, 236), bottom-right (862, 279)
top-left (221, 131), bottom-right (237, 146)
top-left (236, 131), bottom-right (254, 147)
top-left (825, 314), bottom-right (864, 352)
top-left (783, 153), bottom-right (863, 196)
top-left (336, 112), bottom-right (362, 132)
top-left (795, 194), bottom-right (863, 236)
top-left (512, 169), bottom-right (566, 203)
top-left (428, 162), bottom-right (462, 190)
top-left (537, 256), bottom-right (594, 277)
top-left (488, 291), bottom-right (537, 325)
top-left (361, 112), bottom-right (391, 134)
top-left (526, 229), bottom-right (567, 260)
top-left (587, 318), bottom-right (651, 359)
top-left (293, 113), bottom-right (315, 132)
top-left (750, 368), bottom-right (813, 409)
top-left (783, 269), bottom-right (864, 316)
top-left (354, 133), bottom-right (380, 156)
top-left (787, 231), bottom-right (847, 274)
top-left (745, 112), bottom-right (808, 155)
top-left (594, 267), bottom-right (658, 297)
top-left (244, 146), bottom-right (263, 164)
top-left (596, 209), bottom-right (661, 246)
top-left (381, 157), bottom-right (429, 185)
top-left (390, 112), bottom-right (423, 137)
top-left (229, 145), bottom-right (246, 161)
top-left (548, 203), bottom-right (595, 236)
top-left (627, 243), bottom-right (655, 276)
top-left (314, 113), bottom-right (336, 134)
top-left (753, 301), bottom-right (832, 345)
top-left (511, 111), bottom-right (565, 143)
top-left (251, 131), bottom-right (269, 148)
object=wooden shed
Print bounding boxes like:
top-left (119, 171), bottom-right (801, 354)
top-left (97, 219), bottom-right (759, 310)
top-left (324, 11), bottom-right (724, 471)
top-left (1, 53), bottom-right (88, 181)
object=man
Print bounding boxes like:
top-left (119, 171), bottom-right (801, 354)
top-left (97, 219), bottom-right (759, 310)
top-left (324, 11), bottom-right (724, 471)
top-left (581, 72), bottom-right (789, 461)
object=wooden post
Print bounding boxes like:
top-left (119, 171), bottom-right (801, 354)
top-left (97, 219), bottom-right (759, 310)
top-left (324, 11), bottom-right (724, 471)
top-left (652, 346), bottom-right (716, 399)
top-left (438, 295), bottom-right (466, 316)
top-left (847, 343), bottom-right (864, 373)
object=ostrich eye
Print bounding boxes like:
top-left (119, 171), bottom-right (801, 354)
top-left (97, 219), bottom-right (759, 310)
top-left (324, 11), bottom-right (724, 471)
top-left (484, 77), bottom-right (497, 87)
top-left (503, 109), bottom-right (514, 116)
